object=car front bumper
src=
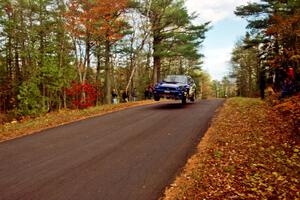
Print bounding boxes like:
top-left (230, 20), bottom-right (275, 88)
top-left (153, 88), bottom-right (186, 99)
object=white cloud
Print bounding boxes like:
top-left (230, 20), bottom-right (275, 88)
top-left (203, 47), bottom-right (232, 80)
top-left (186, 0), bottom-right (257, 24)
top-left (185, 0), bottom-right (260, 80)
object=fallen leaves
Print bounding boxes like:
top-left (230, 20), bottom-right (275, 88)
top-left (162, 97), bottom-right (300, 200)
top-left (272, 94), bottom-right (300, 136)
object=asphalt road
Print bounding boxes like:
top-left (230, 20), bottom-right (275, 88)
top-left (0, 99), bottom-right (224, 200)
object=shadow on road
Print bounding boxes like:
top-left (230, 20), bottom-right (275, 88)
top-left (149, 101), bottom-right (197, 110)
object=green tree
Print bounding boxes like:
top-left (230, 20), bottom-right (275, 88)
top-left (145, 0), bottom-right (209, 83)
top-left (211, 80), bottom-right (221, 98)
top-left (65, 0), bottom-right (129, 104)
top-left (230, 34), bottom-right (260, 97)
top-left (198, 71), bottom-right (212, 99)
top-left (235, 0), bottom-right (300, 92)
top-left (0, 0), bottom-right (75, 115)
top-left (17, 79), bottom-right (44, 116)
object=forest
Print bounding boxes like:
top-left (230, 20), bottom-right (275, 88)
top-left (0, 0), bottom-right (212, 119)
top-left (0, 0), bottom-right (299, 120)
top-left (231, 0), bottom-right (300, 98)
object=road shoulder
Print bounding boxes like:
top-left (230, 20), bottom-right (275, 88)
top-left (162, 97), bottom-right (300, 199)
top-left (0, 100), bottom-right (160, 143)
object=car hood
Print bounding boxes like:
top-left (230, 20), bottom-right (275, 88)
top-left (158, 82), bottom-right (186, 88)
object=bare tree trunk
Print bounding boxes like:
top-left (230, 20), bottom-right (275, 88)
top-left (63, 90), bottom-right (67, 109)
top-left (125, 39), bottom-right (146, 92)
top-left (179, 57), bottom-right (184, 74)
top-left (20, 10), bottom-right (27, 77)
top-left (7, 32), bottom-right (13, 82)
top-left (146, 44), bottom-right (152, 80)
top-left (42, 83), bottom-right (46, 111)
top-left (126, 36), bottom-right (135, 93)
top-left (38, 3), bottom-right (44, 68)
top-left (153, 55), bottom-right (161, 84)
top-left (125, 9), bottom-right (151, 93)
top-left (248, 66), bottom-right (252, 97)
top-left (14, 45), bottom-right (21, 84)
top-left (96, 45), bottom-right (102, 105)
top-left (104, 39), bottom-right (112, 104)
top-left (86, 34), bottom-right (91, 69)
top-left (96, 45), bottom-right (102, 83)
top-left (153, 33), bottom-right (162, 84)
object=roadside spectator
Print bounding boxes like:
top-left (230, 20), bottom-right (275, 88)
top-left (112, 89), bottom-right (118, 104)
top-left (288, 67), bottom-right (295, 80)
top-left (148, 85), bottom-right (153, 99)
top-left (131, 88), bottom-right (137, 102)
top-left (144, 88), bottom-right (149, 99)
top-left (280, 79), bottom-right (289, 99)
top-left (287, 78), bottom-right (295, 95)
top-left (259, 71), bottom-right (266, 99)
top-left (122, 90), bottom-right (129, 103)
top-left (280, 78), bottom-right (294, 99)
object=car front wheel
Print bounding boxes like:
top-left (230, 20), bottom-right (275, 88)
top-left (182, 96), bottom-right (187, 104)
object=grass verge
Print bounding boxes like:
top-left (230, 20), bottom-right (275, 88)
top-left (0, 100), bottom-right (158, 143)
top-left (162, 97), bottom-right (300, 199)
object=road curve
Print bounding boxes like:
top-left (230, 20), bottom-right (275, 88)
top-left (0, 99), bottom-right (224, 200)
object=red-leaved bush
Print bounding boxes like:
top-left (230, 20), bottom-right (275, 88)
top-left (65, 81), bottom-right (98, 109)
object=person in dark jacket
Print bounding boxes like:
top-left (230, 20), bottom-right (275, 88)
top-left (122, 90), bottom-right (129, 103)
top-left (144, 88), bottom-right (149, 100)
top-left (131, 88), bottom-right (137, 102)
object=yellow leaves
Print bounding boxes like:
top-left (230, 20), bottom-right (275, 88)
top-left (213, 150), bottom-right (223, 159)
top-left (272, 171), bottom-right (279, 177)
top-left (290, 185), bottom-right (298, 192)
top-left (253, 163), bottom-right (267, 169)
top-left (291, 178), bottom-right (299, 184)
top-left (290, 54), bottom-right (300, 62)
top-left (272, 172), bottom-right (285, 181)
top-left (277, 175), bottom-right (285, 181)
top-left (266, 186), bottom-right (273, 192)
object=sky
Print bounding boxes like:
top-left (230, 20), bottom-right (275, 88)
top-left (185, 0), bottom-right (257, 80)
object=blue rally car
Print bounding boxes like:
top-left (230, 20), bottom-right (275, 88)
top-left (153, 75), bottom-right (196, 104)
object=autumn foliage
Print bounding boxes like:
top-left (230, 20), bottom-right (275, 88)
top-left (234, 1), bottom-right (300, 98)
top-left (163, 98), bottom-right (300, 199)
top-left (273, 94), bottom-right (300, 135)
top-left (65, 0), bottom-right (128, 42)
top-left (65, 81), bottom-right (98, 109)
top-left (266, 13), bottom-right (300, 70)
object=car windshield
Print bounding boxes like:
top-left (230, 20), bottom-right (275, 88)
top-left (163, 75), bottom-right (187, 84)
